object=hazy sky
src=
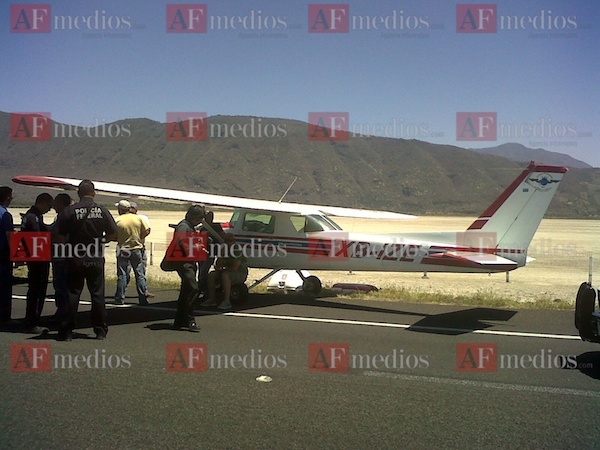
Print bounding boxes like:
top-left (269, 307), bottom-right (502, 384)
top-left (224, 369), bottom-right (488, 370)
top-left (3, 0), bottom-right (599, 165)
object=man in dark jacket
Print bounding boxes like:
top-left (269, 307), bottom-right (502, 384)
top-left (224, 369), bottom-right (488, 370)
top-left (172, 204), bottom-right (205, 332)
top-left (21, 192), bottom-right (54, 334)
top-left (50, 193), bottom-right (72, 322)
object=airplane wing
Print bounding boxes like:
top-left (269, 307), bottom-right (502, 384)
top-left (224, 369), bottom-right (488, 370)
top-left (11, 175), bottom-right (416, 220)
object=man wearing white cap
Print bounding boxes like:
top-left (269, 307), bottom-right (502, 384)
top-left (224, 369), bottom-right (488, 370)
top-left (114, 199), bottom-right (149, 305)
top-left (129, 201), bottom-right (153, 297)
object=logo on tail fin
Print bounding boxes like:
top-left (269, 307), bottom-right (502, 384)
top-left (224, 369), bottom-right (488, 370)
top-left (528, 173), bottom-right (559, 191)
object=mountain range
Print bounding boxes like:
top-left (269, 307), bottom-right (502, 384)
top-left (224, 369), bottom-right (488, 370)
top-left (472, 143), bottom-right (592, 169)
top-left (1, 112), bottom-right (598, 218)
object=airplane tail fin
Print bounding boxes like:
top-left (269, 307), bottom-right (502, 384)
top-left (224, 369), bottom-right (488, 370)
top-left (466, 162), bottom-right (567, 267)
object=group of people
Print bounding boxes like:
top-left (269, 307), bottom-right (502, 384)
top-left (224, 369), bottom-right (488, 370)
top-left (0, 181), bottom-right (117, 340)
top-left (1, 188), bottom-right (74, 333)
top-left (0, 180), bottom-right (248, 340)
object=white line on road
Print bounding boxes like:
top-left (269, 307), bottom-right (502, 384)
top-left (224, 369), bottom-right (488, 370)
top-left (226, 311), bottom-right (581, 340)
top-left (363, 370), bottom-right (600, 397)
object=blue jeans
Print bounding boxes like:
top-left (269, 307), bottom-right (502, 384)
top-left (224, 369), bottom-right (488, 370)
top-left (115, 249), bottom-right (147, 304)
top-left (197, 257), bottom-right (214, 295)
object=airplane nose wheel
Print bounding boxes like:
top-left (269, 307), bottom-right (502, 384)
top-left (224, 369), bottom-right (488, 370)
top-left (302, 276), bottom-right (322, 296)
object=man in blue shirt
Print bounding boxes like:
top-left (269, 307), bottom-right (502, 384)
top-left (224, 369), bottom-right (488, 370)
top-left (0, 186), bottom-right (15, 325)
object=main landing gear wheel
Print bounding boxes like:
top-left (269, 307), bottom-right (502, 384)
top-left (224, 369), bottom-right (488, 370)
top-left (230, 283), bottom-right (249, 305)
top-left (302, 276), bottom-right (322, 296)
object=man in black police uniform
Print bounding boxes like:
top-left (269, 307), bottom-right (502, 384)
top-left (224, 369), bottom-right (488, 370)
top-left (56, 180), bottom-right (117, 341)
top-left (21, 192), bottom-right (54, 334)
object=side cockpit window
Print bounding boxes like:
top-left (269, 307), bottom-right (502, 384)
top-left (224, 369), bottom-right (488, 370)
top-left (291, 215), bottom-right (344, 233)
top-left (305, 214), bottom-right (343, 232)
top-left (229, 209), bottom-right (241, 228)
top-left (242, 213), bottom-right (275, 234)
top-left (304, 215), bottom-right (325, 232)
top-left (290, 215), bottom-right (306, 233)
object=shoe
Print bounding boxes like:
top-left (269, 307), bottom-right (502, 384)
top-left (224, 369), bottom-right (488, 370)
top-left (139, 299), bottom-right (149, 306)
top-left (217, 301), bottom-right (232, 310)
top-left (23, 325), bottom-right (49, 335)
top-left (186, 322), bottom-right (200, 332)
top-left (115, 299), bottom-right (125, 305)
top-left (200, 298), bottom-right (217, 307)
top-left (57, 331), bottom-right (73, 342)
top-left (94, 327), bottom-right (107, 340)
top-left (173, 322), bottom-right (200, 332)
top-left (96, 331), bottom-right (107, 340)
top-left (145, 292), bottom-right (155, 298)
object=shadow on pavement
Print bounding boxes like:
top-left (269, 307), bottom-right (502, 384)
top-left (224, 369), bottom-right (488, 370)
top-left (4, 285), bottom-right (520, 338)
top-left (576, 352), bottom-right (600, 380)
top-left (407, 307), bottom-right (518, 335)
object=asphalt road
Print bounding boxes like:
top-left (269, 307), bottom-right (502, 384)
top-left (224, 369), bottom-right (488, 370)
top-left (1, 280), bottom-right (600, 449)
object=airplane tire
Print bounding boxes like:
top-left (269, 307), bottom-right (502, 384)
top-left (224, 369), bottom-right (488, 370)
top-left (302, 276), bottom-right (322, 296)
top-left (575, 282), bottom-right (597, 341)
top-left (230, 283), bottom-right (249, 305)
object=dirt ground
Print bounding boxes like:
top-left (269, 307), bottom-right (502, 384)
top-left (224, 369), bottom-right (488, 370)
top-left (13, 208), bottom-right (599, 304)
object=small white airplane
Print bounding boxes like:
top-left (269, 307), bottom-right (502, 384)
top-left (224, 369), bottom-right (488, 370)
top-left (13, 161), bottom-right (567, 296)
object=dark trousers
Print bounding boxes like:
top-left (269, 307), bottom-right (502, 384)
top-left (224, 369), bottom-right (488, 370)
top-left (52, 260), bottom-right (68, 318)
top-left (60, 259), bottom-right (107, 335)
top-left (25, 261), bottom-right (50, 327)
top-left (0, 253), bottom-right (12, 321)
top-left (175, 262), bottom-right (198, 326)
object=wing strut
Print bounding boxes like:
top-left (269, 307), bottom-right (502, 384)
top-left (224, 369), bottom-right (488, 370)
top-left (278, 177), bottom-right (299, 203)
top-left (247, 269), bottom-right (281, 291)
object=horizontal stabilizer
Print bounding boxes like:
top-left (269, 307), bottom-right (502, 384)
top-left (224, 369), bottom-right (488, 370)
top-left (426, 251), bottom-right (518, 271)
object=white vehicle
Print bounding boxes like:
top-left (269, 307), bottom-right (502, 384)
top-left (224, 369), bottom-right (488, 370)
top-left (13, 161), bottom-right (567, 295)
